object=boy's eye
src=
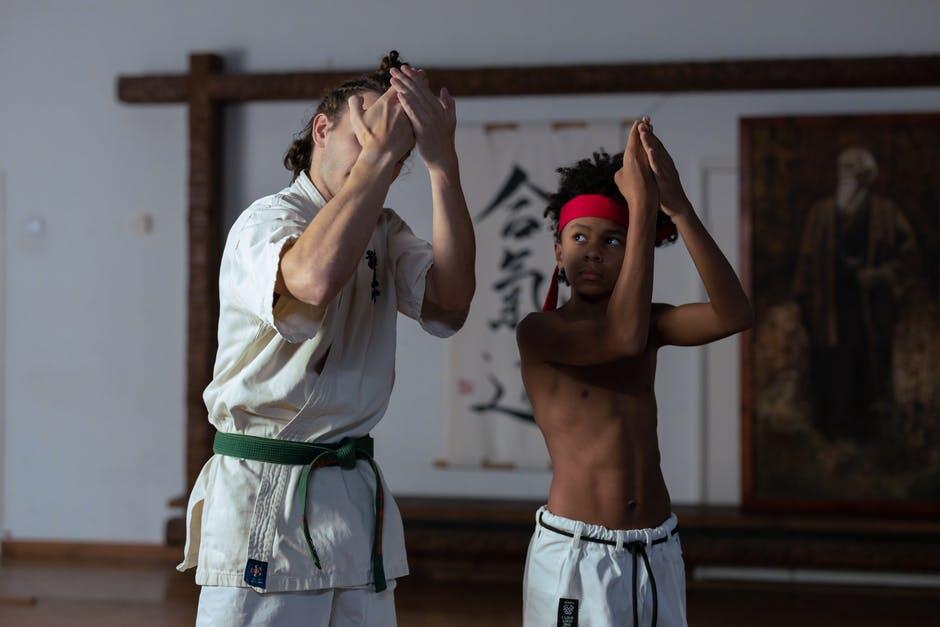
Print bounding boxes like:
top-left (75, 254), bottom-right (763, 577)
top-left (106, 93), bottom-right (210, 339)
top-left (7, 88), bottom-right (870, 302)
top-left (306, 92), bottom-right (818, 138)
top-left (573, 233), bottom-right (586, 242)
top-left (606, 237), bottom-right (623, 246)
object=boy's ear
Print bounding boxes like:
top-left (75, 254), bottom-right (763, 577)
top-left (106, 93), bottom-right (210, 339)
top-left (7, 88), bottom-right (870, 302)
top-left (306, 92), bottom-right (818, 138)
top-left (554, 242), bottom-right (563, 267)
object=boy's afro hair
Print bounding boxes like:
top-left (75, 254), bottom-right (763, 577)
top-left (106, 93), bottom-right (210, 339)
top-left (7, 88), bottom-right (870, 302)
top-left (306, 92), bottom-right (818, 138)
top-left (544, 150), bottom-right (678, 246)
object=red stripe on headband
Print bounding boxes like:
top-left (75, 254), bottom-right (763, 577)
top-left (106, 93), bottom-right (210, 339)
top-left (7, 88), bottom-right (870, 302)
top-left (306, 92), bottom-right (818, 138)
top-left (557, 194), bottom-right (629, 234)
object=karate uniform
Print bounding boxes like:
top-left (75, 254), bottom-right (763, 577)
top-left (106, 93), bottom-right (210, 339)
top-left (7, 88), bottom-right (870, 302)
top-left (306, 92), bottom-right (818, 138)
top-left (177, 171), bottom-right (458, 625)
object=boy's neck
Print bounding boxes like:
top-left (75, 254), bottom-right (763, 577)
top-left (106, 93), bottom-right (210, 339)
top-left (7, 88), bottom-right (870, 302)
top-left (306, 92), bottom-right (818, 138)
top-left (562, 290), bottom-right (611, 317)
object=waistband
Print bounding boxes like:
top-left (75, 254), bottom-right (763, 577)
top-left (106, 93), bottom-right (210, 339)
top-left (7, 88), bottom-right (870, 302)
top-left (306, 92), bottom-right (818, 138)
top-left (536, 505), bottom-right (679, 547)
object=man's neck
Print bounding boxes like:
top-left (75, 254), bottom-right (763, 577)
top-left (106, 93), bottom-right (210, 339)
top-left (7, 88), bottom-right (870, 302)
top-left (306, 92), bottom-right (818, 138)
top-left (307, 166), bottom-right (334, 202)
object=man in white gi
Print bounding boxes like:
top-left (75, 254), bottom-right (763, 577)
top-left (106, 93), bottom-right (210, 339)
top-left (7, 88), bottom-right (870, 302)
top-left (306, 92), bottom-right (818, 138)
top-left (177, 51), bottom-right (475, 626)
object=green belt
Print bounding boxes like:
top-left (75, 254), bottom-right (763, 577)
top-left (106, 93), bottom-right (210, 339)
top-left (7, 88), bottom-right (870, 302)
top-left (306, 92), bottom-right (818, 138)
top-left (213, 431), bottom-right (387, 592)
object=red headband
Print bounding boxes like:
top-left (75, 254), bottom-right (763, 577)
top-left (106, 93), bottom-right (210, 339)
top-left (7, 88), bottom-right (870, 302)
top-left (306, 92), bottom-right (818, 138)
top-left (541, 193), bottom-right (678, 311)
top-left (557, 193), bottom-right (629, 234)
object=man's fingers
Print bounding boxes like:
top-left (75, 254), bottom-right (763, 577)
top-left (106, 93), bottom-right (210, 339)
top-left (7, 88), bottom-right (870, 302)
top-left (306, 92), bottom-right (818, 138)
top-left (391, 76), bottom-right (437, 119)
top-left (400, 64), bottom-right (429, 86)
top-left (395, 91), bottom-right (424, 134)
top-left (393, 66), bottom-right (434, 103)
top-left (348, 95), bottom-right (365, 123)
top-left (391, 67), bottom-right (425, 92)
top-left (439, 87), bottom-right (455, 113)
top-left (390, 72), bottom-right (434, 109)
top-left (390, 71), bottom-right (416, 94)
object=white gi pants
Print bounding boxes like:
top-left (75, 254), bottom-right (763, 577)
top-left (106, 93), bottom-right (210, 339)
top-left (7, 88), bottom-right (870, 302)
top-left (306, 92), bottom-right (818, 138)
top-left (195, 580), bottom-right (397, 626)
top-left (523, 506), bottom-right (687, 627)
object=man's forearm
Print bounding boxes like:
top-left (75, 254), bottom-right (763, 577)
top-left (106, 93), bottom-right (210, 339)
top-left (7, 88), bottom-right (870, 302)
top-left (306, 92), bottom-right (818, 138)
top-left (427, 161), bottom-right (476, 311)
top-left (282, 150), bottom-right (399, 305)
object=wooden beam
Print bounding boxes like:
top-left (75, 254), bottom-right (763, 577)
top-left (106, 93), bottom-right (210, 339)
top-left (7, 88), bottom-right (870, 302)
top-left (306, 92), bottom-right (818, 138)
top-left (118, 55), bottom-right (940, 104)
top-left (183, 53), bottom-right (223, 498)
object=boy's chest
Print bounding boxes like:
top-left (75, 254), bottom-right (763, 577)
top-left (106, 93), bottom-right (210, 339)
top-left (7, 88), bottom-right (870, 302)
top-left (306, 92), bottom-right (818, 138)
top-left (552, 348), bottom-right (657, 394)
top-left (522, 349), bottom-right (658, 407)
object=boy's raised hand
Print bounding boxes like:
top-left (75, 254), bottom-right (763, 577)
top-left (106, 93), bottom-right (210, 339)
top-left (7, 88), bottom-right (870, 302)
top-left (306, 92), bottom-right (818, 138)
top-left (614, 118), bottom-right (659, 214)
top-left (637, 120), bottom-right (692, 218)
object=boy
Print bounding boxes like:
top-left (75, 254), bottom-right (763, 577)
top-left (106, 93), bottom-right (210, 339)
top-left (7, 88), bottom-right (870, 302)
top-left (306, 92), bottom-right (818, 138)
top-left (516, 118), bottom-right (752, 627)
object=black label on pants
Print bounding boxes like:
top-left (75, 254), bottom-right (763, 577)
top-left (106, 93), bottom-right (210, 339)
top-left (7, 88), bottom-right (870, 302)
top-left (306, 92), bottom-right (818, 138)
top-left (557, 598), bottom-right (579, 627)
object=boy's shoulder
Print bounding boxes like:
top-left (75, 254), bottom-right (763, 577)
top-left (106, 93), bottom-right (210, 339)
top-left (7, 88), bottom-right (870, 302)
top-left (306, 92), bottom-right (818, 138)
top-left (516, 310), bottom-right (545, 343)
top-left (517, 308), bottom-right (561, 328)
top-left (516, 309), bottom-right (566, 348)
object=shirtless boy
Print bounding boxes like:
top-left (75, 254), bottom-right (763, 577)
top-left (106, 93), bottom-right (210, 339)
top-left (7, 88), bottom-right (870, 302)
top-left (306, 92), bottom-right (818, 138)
top-left (516, 118), bottom-right (753, 627)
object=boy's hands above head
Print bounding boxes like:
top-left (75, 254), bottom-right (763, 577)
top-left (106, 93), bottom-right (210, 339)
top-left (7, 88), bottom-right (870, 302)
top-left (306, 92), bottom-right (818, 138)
top-left (637, 119), bottom-right (693, 219)
top-left (389, 64), bottom-right (458, 173)
top-left (614, 119), bottom-right (659, 215)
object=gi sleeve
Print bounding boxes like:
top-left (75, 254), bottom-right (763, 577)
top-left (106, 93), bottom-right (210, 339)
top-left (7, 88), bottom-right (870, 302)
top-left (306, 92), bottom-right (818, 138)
top-left (385, 209), bottom-right (461, 338)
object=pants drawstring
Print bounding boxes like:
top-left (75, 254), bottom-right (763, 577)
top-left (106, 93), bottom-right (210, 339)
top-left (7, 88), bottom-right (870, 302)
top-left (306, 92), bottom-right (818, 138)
top-left (629, 541), bottom-right (658, 627)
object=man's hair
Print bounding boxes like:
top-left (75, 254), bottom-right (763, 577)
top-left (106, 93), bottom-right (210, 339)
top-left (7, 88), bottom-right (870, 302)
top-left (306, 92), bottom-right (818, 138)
top-left (283, 50), bottom-right (407, 181)
top-left (544, 150), bottom-right (678, 246)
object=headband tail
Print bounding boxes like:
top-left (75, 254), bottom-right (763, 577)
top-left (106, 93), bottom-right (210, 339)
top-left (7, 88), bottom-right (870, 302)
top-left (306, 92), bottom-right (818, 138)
top-left (542, 267), bottom-right (560, 312)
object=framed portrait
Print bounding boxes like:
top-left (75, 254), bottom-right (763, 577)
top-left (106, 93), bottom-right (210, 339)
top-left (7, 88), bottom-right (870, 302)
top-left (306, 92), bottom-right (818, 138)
top-left (741, 112), bottom-right (940, 516)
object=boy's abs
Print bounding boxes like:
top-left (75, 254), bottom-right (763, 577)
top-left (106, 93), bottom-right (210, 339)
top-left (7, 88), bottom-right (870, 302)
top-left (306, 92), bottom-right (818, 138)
top-left (536, 391), bottom-right (672, 530)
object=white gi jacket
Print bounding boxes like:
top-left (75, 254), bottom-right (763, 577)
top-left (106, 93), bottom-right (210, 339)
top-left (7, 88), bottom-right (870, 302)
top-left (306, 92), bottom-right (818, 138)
top-left (177, 171), bottom-right (456, 591)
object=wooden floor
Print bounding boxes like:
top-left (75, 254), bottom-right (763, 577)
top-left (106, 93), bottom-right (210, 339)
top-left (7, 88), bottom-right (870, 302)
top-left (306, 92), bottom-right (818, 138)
top-left (1, 556), bottom-right (938, 626)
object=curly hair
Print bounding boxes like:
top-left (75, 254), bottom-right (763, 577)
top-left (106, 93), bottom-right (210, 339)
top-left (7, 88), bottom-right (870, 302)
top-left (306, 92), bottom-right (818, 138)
top-left (283, 50), bottom-right (407, 181)
top-left (544, 150), bottom-right (678, 246)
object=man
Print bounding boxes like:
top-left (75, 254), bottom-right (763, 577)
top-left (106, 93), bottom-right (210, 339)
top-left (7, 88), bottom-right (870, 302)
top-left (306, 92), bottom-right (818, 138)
top-left (793, 146), bottom-right (919, 441)
top-left (177, 51), bottom-right (475, 626)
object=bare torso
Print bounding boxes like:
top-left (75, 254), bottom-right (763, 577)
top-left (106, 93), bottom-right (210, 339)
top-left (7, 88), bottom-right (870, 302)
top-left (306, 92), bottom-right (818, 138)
top-left (520, 320), bottom-right (671, 530)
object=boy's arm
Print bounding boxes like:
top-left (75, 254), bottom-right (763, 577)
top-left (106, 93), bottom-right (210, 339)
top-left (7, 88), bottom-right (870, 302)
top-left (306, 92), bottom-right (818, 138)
top-left (650, 209), bottom-right (753, 347)
top-left (517, 121), bottom-right (659, 366)
top-left (638, 124), bottom-right (753, 347)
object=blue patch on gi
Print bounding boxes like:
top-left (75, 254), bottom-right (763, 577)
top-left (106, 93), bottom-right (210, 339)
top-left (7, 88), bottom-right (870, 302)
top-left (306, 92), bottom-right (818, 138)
top-left (244, 559), bottom-right (268, 588)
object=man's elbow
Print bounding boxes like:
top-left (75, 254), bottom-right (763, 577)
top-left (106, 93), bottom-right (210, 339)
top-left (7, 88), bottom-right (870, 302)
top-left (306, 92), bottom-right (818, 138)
top-left (434, 281), bottom-right (475, 314)
top-left (283, 267), bottom-right (339, 308)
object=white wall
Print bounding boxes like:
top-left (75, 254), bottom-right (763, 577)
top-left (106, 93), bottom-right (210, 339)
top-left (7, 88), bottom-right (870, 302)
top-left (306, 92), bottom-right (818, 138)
top-left (1, 0), bottom-right (938, 542)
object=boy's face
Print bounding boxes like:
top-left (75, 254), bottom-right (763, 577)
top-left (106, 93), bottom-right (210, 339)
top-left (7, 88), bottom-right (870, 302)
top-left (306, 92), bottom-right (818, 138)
top-left (554, 217), bottom-right (627, 300)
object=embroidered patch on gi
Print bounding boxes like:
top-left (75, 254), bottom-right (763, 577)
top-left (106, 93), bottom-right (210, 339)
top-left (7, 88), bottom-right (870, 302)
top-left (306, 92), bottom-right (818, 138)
top-left (366, 249), bottom-right (381, 303)
top-left (557, 598), bottom-right (579, 627)
top-left (244, 559), bottom-right (268, 588)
